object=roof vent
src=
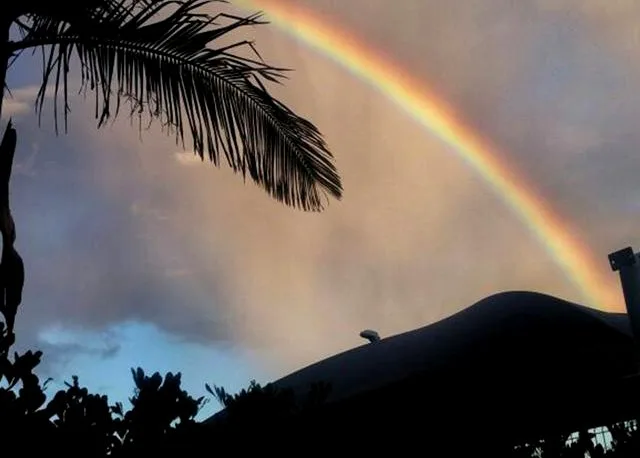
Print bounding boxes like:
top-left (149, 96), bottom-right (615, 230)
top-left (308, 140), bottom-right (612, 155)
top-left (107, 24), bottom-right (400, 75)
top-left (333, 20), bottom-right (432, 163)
top-left (359, 329), bottom-right (380, 343)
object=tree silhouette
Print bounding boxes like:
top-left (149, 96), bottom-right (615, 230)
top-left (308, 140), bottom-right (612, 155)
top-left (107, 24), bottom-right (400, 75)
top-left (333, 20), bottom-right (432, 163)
top-left (0, 5), bottom-right (341, 452)
top-left (0, 0), bottom-right (342, 211)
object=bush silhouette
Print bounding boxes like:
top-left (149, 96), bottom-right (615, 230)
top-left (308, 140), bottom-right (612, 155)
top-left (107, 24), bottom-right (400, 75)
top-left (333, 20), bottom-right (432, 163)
top-left (0, 119), bottom-right (332, 455)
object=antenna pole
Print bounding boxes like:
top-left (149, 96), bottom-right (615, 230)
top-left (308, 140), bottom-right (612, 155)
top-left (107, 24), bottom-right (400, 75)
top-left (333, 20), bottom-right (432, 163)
top-left (609, 246), bottom-right (640, 365)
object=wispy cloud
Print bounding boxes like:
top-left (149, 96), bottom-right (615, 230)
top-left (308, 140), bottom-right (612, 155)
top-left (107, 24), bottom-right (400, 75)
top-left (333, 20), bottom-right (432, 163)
top-left (2, 84), bottom-right (54, 118)
top-left (174, 151), bottom-right (204, 167)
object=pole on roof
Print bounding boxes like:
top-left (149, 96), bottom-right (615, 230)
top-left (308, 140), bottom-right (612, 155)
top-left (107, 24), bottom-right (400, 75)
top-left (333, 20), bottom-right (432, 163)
top-left (609, 246), bottom-right (640, 364)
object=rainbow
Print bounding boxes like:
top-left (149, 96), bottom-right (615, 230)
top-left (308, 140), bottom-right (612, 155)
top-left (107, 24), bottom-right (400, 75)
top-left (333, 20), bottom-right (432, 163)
top-left (234, 0), bottom-right (622, 311)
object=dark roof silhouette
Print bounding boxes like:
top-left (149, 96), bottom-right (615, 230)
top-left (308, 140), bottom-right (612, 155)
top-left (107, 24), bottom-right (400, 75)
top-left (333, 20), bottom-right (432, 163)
top-left (210, 291), bottom-right (640, 451)
top-left (273, 291), bottom-right (634, 402)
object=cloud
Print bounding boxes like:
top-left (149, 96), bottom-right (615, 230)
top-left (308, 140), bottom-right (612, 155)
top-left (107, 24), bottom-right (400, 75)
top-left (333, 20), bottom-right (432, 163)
top-left (2, 86), bottom-right (38, 116)
top-left (174, 151), bottom-right (204, 166)
top-left (15, 324), bottom-right (121, 377)
top-left (1, 85), bottom-right (53, 118)
top-left (6, 0), bottom-right (639, 376)
top-left (38, 324), bottom-right (121, 359)
top-left (3, 99), bottom-right (29, 117)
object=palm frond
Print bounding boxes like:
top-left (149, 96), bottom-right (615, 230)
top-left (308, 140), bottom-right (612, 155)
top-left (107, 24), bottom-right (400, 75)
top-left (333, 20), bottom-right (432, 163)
top-left (9, 0), bottom-right (342, 211)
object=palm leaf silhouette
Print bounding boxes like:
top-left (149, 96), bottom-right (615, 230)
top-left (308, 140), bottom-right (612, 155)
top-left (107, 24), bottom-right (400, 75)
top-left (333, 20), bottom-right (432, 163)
top-left (5, 0), bottom-right (342, 210)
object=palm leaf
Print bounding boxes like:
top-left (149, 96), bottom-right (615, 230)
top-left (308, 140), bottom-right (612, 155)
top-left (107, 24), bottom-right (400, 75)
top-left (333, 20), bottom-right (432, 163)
top-left (8, 0), bottom-right (342, 211)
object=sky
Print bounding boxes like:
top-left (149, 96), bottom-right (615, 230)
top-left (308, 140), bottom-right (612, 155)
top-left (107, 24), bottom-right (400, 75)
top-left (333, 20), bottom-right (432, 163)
top-left (3, 0), bottom-right (640, 418)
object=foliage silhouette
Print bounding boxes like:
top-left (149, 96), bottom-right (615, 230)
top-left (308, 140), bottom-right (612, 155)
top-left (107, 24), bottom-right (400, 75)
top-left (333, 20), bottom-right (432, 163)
top-left (0, 117), bottom-right (638, 455)
top-left (0, 3), bottom-right (339, 452)
top-left (0, 125), bottom-right (636, 454)
top-left (0, 154), bottom-right (637, 456)
top-left (1, 0), bottom-right (342, 211)
top-left (511, 423), bottom-right (640, 458)
top-left (0, 116), bottom-right (328, 451)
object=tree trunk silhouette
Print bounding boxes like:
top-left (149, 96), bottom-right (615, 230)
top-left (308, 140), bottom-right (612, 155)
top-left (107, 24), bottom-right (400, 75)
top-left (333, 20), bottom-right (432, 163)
top-left (0, 120), bottom-right (23, 339)
top-left (0, 16), bottom-right (10, 120)
top-left (0, 13), bottom-right (25, 340)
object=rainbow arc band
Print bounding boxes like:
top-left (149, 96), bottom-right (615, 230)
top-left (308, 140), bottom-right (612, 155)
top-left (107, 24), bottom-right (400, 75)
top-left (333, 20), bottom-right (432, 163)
top-left (234, 0), bottom-right (621, 311)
